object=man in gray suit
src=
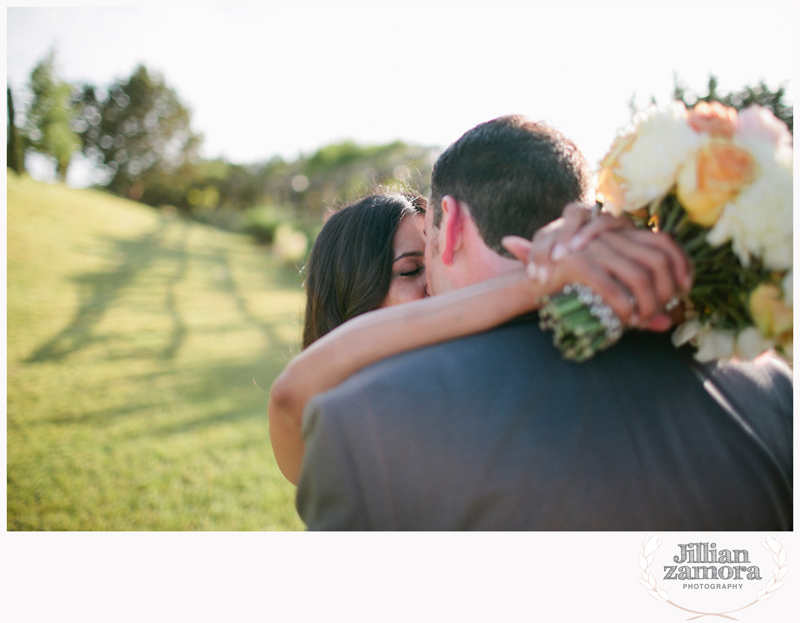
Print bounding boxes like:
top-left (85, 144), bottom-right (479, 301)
top-left (296, 115), bottom-right (792, 530)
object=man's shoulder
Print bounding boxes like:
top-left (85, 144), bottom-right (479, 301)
top-left (712, 352), bottom-right (792, 387)
top-left (317, 317), bottom-right (547, 402)
top-left (314, 320), bottom-right (693, 411)
top-left (298, 330), bottom-right (793, 530)
top-left (704, 353), bottom-right (792, 413)
top-left (704, 353), bottom-right (793, 443)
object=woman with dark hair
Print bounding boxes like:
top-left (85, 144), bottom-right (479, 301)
top-left (268, 194), bottom-right (689, 484)
top-left (302, 192), bottom-right (428, 348)
top-left (271, 190), bottom-right (438, 484)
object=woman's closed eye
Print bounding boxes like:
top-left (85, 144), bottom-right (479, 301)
top-left (399, 265), bottom-right (425, 278)
top-left (392, 250), bottom-right (425, 279)
top-left (382, 226), bottom-right (428, 306)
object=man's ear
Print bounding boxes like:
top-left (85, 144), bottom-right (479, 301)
top-left (440, 195), bottom-right (463, 266)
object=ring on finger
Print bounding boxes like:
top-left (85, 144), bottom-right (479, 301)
top-left (665, 295), bottom-right (681, 311)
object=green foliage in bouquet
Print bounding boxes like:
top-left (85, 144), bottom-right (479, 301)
top-left (672, 74), bottom-right (792, 135)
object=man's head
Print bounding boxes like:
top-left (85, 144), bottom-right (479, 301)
top-left (424, 115), bottom-right (592, 295)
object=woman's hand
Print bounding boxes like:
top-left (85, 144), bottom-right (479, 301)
top-left (502, 202), bottom-right (693, 330)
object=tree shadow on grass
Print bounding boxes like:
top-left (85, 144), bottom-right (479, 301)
top-left (24, 216), bottom-right (304, 366)
top-left (159, 222), bottom-right (190, 360)
top-left (130, 332), bottom-right (291, 437)
top-left (25, 217), bottom-right (178, 364)
top-left (213, 246), bottom-right (291, 340)
top-left (20, 214), bottom-right (304, 438)
top-left (17, 349), bottom-right (291, 441)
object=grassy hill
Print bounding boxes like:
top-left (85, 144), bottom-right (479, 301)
top-left (7, 173), bottom-right (306, 530)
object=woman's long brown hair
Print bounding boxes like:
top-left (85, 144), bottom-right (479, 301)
top-left (302, 191), bottom-right (426, 349)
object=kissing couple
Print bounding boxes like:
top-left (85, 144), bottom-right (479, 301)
top-left (269, 115), bottom-right (792, 530)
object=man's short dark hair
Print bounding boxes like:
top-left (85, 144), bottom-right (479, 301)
top-left (429, 115), bottom-right (591, 253)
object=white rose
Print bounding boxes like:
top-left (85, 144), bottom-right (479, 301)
top-left (707, 160), bottom-right (792, 270)
top-left (615, 102), bottom-right (704, 208)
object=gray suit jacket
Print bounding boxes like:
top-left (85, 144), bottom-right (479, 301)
top-left (296, 318), bottom-right (792, 530)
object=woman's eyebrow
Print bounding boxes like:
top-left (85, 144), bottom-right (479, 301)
top-left (393, 251), bottom-right (424, 262)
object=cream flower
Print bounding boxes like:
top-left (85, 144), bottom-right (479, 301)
top-left (695, 328), bottom-right (737, 362)
top-left (672, 318), bottom-right (735, 362)
top-left (671, 318), bottom-right (703, 348)
top-left (705, 157), bottom-right (792, 269)
top-left (597, 102), bottom-right (703, 213)
top-left (672, 318), bottom-right (776, 362)
top-left (735, 327), bottom-right (776, 360)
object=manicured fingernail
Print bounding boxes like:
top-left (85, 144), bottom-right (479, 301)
top-left (551, 243), bottom-right (568, 261)
top-left (567, 236), bottom-right (584, 251)
top-left (536, 265), bottom-right (550, 284)
top-left (629, 313), bottom-right (640, 327)
top-left (527, 262), bottom-right (538, 279)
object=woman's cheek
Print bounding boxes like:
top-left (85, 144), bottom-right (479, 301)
top-left (415, 273), bottom-right (429, 299)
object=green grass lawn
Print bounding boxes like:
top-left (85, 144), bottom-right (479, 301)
top-left (7, 173), bottom-right (306, 530)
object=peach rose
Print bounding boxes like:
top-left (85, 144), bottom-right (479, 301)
top-left (736, 105), bottom-right (793, 154)
top-left (676, 140), bottom-right (755, 226)
top-left (749, 283), bottom-right (793, 339)
top-left (687, 101), bottom-right (737, 138)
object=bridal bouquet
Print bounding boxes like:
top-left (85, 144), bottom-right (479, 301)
top-left (539, 101), bottom-right (793, 363)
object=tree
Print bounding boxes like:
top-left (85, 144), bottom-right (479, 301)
top-left (673, 74), bottom-right (792, 134)
top-left (25, 50), bottom-right (80, 181)
top-left (7, 87), bottom-right (26, 175)
top-left (74, 65), bottom-right (202, 201)
top-left (268, 140), bottom-right (434, 223)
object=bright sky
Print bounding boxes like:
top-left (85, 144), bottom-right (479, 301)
top-left (6, 6), bottom-right (794, 187)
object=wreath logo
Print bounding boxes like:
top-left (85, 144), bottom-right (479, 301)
top-left (638, 534), bottom-right (787, 620)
